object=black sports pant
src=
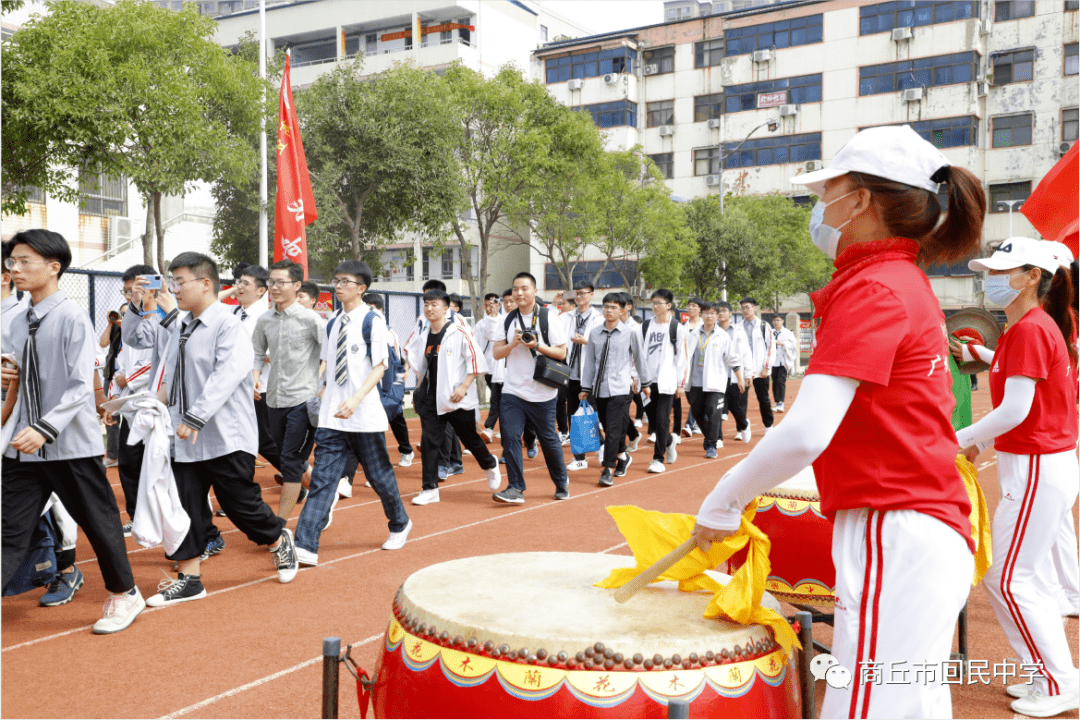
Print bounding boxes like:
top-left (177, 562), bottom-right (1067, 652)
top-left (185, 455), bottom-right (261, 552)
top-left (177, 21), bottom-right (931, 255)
top-left (117, 416), bottom-right (146, 521)
top-left (771, 366), bottom-right (788, 405)
top-left (254, 395), bottom-right (282, 471)
top-left (752, 376), bottom-right (774, 428)
top-left (643, 385), bottom-right (674, 461)
top-left (418, 402), bottom-right (496, 490)
top-left (595, 394), bottom-right (631, 468)
top-left (687, 387), bottom-right (725, 451)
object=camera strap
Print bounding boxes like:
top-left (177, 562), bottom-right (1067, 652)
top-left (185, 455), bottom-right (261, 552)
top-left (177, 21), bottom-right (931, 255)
top-left (515, 310), bottom-right (541, 358)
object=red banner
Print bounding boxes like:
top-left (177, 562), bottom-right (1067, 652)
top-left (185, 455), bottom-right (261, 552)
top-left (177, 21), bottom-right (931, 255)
top-left (275, 54), bottom-right (318, 277)
top-left (420, 22), bottom-right (475, 35)
top-left (380, 29), bottom-right (412, 41)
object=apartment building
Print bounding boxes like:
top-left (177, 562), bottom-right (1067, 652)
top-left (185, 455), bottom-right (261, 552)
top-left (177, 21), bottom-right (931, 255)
top-left (532, 0), bottom-right (1079, 310)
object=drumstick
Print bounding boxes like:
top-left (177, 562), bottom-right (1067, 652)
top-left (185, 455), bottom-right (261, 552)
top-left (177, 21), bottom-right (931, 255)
top-left (613, 538), bottom-right (698, 604)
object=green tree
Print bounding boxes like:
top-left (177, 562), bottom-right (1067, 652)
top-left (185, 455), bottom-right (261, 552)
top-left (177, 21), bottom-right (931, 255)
top-left (2, 0), bottom-right (264, 273)
top-left (295, 58), bottom-right (461, 279)
top-left (683, 196), bottom-right (771, 301)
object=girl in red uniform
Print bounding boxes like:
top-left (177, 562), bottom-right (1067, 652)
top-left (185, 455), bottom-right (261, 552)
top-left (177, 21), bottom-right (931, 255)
top-left (693, 125), bottom-right (985, 719)
top-left (954, 237), bottom-right (1078, 718)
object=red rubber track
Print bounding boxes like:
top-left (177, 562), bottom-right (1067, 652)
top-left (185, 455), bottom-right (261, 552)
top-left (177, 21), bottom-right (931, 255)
top-left (2, 378), bottom-right (1076, 718)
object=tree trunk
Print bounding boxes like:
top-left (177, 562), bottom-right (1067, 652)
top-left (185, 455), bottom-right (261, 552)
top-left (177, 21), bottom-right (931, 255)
top-left (153, 192), bottom-right (166, 275)
top-left (142, 192), bottom-right (155, 268)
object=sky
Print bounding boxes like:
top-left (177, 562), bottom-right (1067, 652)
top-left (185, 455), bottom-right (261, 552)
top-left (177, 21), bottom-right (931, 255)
top-left (534, 0), bottom-right (668, 35)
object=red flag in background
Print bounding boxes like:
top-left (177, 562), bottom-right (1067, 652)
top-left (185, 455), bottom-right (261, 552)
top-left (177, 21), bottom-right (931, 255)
top-left (1020, 141), bottom-right (1078, 256)
top-left (275, 53), bottom-right (318, 277)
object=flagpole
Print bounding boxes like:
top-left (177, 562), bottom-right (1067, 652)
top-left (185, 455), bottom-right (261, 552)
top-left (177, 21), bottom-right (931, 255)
top-left (258, 0), bottom-right (268, 266)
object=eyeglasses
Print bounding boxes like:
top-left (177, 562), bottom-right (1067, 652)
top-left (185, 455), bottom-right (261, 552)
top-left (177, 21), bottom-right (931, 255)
top-left (332, 278), bottom-right (363, 287)
top-left (168, 277), bottom-right (206, 292)
top-left (4, 257), bottom-right (52, 270)
top-left (267, 279), bottom-right (297, 288)
top-left (650, 300), bottom-right (670, 306)
top-left (235, 279), bottom-right (255, 289)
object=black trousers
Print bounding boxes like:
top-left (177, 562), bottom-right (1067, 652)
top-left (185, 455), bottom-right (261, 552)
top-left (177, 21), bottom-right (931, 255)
top-left (267, 402), bottom-right (314, 484)
top-left (643, 385), bottom-right (674, 461)
top-left (688, 388), bottom-right (725, 451)
top-left (595, 394), bottom-right (632, 467)
top-left (484, 376), bottom-right (502, 430)
top-left (724, 383), bottom-right (749, 435)
top-left (442, 423), bottom-right (462, 467)
top-left (673, 396), bottom-right (683, 434)
top-left (2, 456), bottom-right (134, 594)
top-left (752, 376), bottom-right (774, 428)
top-left (389, 411), bottom-right (413, 455)
top-left (170, 451), bottom-right (284, 562)
top-left (556, 385), bottom-right (569, 434)
top-left (771, 366), bottom-right (788, 404)
top-left (106, 418), bottom-right (120, 460)
top-left (633, 392), bottom-right (645, 420)
top-left (418, 402), bottom-right (497, 490)
top-left (117, 416), bottom-right (146, 520)
top-left (254, 394), bottom-right (282, 471)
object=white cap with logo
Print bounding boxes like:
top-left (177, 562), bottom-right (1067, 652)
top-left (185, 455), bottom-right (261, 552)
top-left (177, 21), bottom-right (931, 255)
top-left (790, 125), bottom-right (951, 197)
top-left (968, 237), bottom-right (1059, 274)
top-left (1044, 240), bottom-right (1075, 268)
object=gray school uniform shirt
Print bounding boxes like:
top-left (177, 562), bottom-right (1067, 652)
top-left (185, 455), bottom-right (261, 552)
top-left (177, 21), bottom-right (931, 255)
top-left (580, 322), bottom-right (652, 398)
top-left (2, 290), bottom-right (105, 462)
top-left (250, 300), bottom-right (324, 409)
top-left (122, 301), bottom-right (182, 392)
top-left (149, 300), bottom-right (258, 463)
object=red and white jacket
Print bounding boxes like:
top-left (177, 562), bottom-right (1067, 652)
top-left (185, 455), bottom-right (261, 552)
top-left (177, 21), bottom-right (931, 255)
top-left (413, 322), bottom-right (489, 415)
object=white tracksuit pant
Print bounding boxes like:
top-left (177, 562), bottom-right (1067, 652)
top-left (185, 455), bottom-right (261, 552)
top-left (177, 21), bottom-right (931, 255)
top-left (1042, 509), bottom-right (1080, 611)
top-left (821, 508), bottom-right (973, 719)
top-left (984, 450), bottom-right (1079, 698)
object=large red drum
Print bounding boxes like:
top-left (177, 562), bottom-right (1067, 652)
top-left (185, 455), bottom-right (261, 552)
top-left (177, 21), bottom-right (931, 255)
top-left (369, 552), bottom-right (802, 718)
top-left (732, 468), bottom-right (835, 607)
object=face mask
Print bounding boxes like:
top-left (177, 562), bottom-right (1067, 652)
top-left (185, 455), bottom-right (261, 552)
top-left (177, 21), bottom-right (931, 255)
top-left (984, 273), bottom-right (1022, 308)
top-left (808, 191), bottom-right (858, 259)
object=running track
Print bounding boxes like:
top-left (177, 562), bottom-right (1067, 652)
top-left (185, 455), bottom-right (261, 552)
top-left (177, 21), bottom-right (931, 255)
top-left (2, 379), bottom-right (1076, 718)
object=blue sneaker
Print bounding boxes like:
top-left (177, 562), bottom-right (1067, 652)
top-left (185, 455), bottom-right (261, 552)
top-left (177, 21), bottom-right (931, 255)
top-left (705, 448), bottom-right (718, 459)
top-left (498, 456), bottom-right (506, 464)
top-left (527, 442), bottom-right (539, 459)
top-left (200, 536), bottom-right (226, 562)
top-left (448, 464), bottom-right (465, 476)
top-left (437, 465), bottom-right (449, 480)
top-left (40, 566), bottom-right (85, 606)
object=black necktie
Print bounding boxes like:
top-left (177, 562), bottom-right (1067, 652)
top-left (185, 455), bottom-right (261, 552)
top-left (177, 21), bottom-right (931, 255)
top-left (21, 309), bottom-right (45, 457)
top-left (335, 314), bottom-right (352, 386)
top-left (569, 313), bottom-right (587, 369)
top-left (593, 331), bottom-right (612, 397)
top-left (169, 319), bottom-right (200, 414)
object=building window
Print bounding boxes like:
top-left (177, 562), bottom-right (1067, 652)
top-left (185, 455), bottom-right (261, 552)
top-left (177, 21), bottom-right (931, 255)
top-left (694, 38), bottom-right (724, 68)
top-left (694, 93), bottom-right (724, 122)
top-left (422, 248), bottom-right (432, 279)
top-left (994, 1), bottom-right (1035, 20)
top-left (545, 260), bottom-right (636, 290)
top-left (859, 1), bottom-right (978, 35)
top-left (993, 49), bottom-right (1034, 84)
top-left (575, 101), bottom-right (637, 128)
top-left (991, 113), bottom-right (1033, 147)
top-left (723, 74), bottom-right (822, 113)
top-left (989, 181), bottom-right (1032, 212)
top-left (1066, 43), bottom-right (1079, 75)
top-left (1068, 1), bottom-right (1080, 11)
top-left (545, 47), bottom-right (634, 83)
top-left (365, 34), bottom-right (377, 54)
top-left (693, 147), bottom-right (720, 176)
top-left (648, 153), bottom-right (674, 179)
top-left (722, 132), bottom-right (822, 168)
top-left (646, 100), bottom-right (674, 128)
top-left (79, 171), bottom-right (127, 217)
top-left (540, 24), bottom-right (548, 43)
top-left (457, 18), bottom-right (471, 45)
top-left (667, 9), bottom-right (677, 19)
top-left (441, 248), bottom-right (455, 279)
top-left (1063, 108), bottom-right (1078, 142)
top-left (344, 35), bottom-right (360, 56)
top-left (725, 14), bottom-right (823, 56)
top-left (859, 51), bottom-right (978, 95)
top-left (861, 115), bottom-right (979, 148)
top-left (643, 46), bottom-right (675, 75)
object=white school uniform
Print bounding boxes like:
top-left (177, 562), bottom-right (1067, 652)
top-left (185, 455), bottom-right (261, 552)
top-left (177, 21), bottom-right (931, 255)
top-left (640, 317), bottom-right (689, 395)
top-left (688, 324), bottom-right (743, 392)
top-left (320, 303), bottom-right (390, 433)
top-left (413, 322), bottom-right (488, 414)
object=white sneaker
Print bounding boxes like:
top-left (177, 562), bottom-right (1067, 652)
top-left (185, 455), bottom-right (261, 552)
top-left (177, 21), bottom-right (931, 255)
top-left (567, 459), bottom-right (589, 471)
top-left (92, 588), bottom-right (146, 634)
top-left (721, 413), bottom-right (728, 421)
top-left (295, 547), bottom-right (319, 566)
top-left (559, 432), bottom-right (570, 446)
top-left (412, 488), bottom-right (440, 506)
top-left (665, 443), bottom-right (677, 464)
top-left (485, 464), bottom-right (501, 491)
top-left (364, 480), bottom-right (372, 488)
top-left (627, 437), bottom-right (639, 453)
top-left (775, 402), bottom-right (784, 413)
top-left (398, 452), bottom-right (414, 467)
top-left (1011, 688), bottom-right (1080, 718)
top-left (715, 439), bottom-right (724, 449)
top-left (647, 433), bottom-right (656, 443)
top-left (634, 419), bottom-right (643, 428)
top-left (337, 477), bottom-right (352, 498)
top-left (741, 427), bottom-right (752, 443)
top-left (383, 519), bottom-right (413, 550)
top-left (1008, 682), bottom-right (1036, 699)
top-left (673, 435), bottom-right (681, 445)
top-left (647, 459), bottom-right (665, 473)
top-left (480, 428), bottom-right (494, 443)
top-left (494, 431), bottom-right (501, 439)
top-left (596, 450), bottom-right (604, 463)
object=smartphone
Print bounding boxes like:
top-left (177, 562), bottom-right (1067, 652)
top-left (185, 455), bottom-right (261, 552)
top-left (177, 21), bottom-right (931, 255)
top-left (142, 275), bottom-right (163, 290)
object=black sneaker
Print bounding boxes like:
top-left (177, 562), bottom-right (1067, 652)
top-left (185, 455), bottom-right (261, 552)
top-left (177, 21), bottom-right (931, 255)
top-left (614, 454), bottom-right (633, 477)
top-left (214, 509), bottom-right (227, 517)
top-left (274, 528), bottom-right (299, 583)
top-left (553, 487), bottom-right (570, 500)
top-left (121, 521), bottom-right (133, 538)
top-left (297, 486), bottom-right (309, 503)
top-left (599, 468), bottom-right (614, 487)
top-left (493, 488), bottom-right (525, 504)
top-left (200, 536), bottom-right (225, 561)
top-left (146, 573), bottom-right (207, 607)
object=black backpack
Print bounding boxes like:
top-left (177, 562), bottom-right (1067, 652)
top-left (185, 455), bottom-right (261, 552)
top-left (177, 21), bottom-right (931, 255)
top-left (642, 316), bottom-right (679, 349)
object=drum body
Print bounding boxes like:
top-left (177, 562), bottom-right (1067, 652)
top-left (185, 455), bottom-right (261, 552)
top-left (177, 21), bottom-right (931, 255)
top-left (733, 467), bottom-right (835, 607)
top-left (371, 552), bottom-right (801, 718)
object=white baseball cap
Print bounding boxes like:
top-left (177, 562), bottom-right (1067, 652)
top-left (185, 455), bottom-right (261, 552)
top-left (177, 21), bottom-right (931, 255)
top-left (1044, 240), bottom-right (1075, 268)
top-left (791, 125), bottom-right (950, 197)
top-left (968, 236), bottom-right (1059, 273)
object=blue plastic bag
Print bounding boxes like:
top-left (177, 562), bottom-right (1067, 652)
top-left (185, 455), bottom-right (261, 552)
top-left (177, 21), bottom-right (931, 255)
top-left (570, 400), bottom-right (602, 455)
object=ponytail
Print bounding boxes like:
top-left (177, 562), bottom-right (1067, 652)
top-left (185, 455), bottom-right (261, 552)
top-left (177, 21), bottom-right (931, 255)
top-left (1038, 266), bottom-right (1078, 369)
top-left (926, 166), bottom-right (986, 265)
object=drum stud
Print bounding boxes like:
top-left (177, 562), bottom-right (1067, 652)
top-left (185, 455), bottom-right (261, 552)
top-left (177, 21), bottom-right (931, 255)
top-left (584, 659), bottom-right (595, 670)
top-left (439, 631), bottom-right (449, 642)
top-left (556, 651), bottom-right (568, 663)
top-left (417, 623), bottom-right (427, 635)
top-left (507, 650), bottom-right (517, 660)
top-left (613, 652), bottom-right (623, 663)
top-left (682, 659), bottom-right (692, 670)
top-left (594, 642), bottom-right (605, 654)
top-left (518, 648), bottom-right (528, 660)
top-left (536, 648), bottom-right (548, 660)
top-left (671, 654), bottom-right (682, 665)
top-left (452, 635), bottom-right (463, 646)
top-left (491, 647), bottom-right (502, 658)
top-left (663, 658), bottom-right (674, 669)
top-left (467, 638), bottom-right (477, 649)
top-left (643, 659), bottom-right (654, 670)
top-left (623, 659), bottom-right (634, 670)
top-left (604, 659), bottom-right (615, 670)
top-left (688, 653), bottom-right (699, 664)
top-left (652, 654), bottom-right (664, 667)
top-left (499, 644), bottom-right (510, 656)
top-left (632, 653), bottom-right (644, 666)
top-left (584, 647), bottom-right (595, 658)
top-left (745, 642), bottom-right (754, 656)
top-left (527, 655), bottom-right (537, 663)
top-left (603, 648), bottom-right (614, 660)
top-left (720, 649), bottom-right (730, 659)
top-left (567, 660), bottom-right (578, 669)
top-left (705, 651), bottom-right (715, 662)
top-left (576, 651), bottom-right (587, 662)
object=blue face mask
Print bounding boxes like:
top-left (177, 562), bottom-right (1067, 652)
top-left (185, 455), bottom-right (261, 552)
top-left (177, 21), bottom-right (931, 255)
top-left (984, 274), bottom-right (1022, 308)
top-left (808, 191), bottom-right (857, 259)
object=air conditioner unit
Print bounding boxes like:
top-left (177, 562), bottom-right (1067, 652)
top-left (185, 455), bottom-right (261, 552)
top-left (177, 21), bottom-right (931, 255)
top-left (108, 216), bottom-right (132, 249)
top-left (603, 73), bottom-right (618, 84)
top-left (980, 17), bottom-right (991, 35)
top-left (1059, 141), bottom-right (1074, 156)
top-left (706, 118), bottom-right (722, 129)
top-left (891, 26), bottom-right (912, 41)
top-left (976, 81), bottom-right (988, 97)
top-left (901, 87), bottom-right (924, 102)
top-left (643, 63), bottom-right (659, 75)
top-left (658, 125), bottom-right (675, 136)
top-left (804, 160), bottom-right (822, 172)
top-left (705, 175), bottom-right (721, 186)
top-left (567, 78), bottom-right (583, 90)
top-left (779, 104), bottom-right (799, 117)
top-left (752, 49), bottom-right (772, 63)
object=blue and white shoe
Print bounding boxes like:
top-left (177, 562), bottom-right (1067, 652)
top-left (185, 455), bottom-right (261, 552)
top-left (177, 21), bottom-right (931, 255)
top-left (448, 464), bottom-right (465, 476)
top-left (200, 536), bottom-right (226, 562)
top-left (705, 448), bottom-right (718, 459)
top-left (437, 465), bottom-right (449, 481)
top-left (40, 567), bottom-right (85, 607)
top-left (527, 443), bottom-right (539, 459)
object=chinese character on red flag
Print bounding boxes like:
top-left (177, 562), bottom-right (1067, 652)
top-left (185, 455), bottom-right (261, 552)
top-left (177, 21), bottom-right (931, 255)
top-left (275, 53), bottom-right (318, 277)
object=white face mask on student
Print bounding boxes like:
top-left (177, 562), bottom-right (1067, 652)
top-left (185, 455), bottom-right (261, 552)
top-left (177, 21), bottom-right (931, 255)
top-left (808, 191), bottom-right (858, 259)
top-left (984, 273), bottom-right (1023, 308)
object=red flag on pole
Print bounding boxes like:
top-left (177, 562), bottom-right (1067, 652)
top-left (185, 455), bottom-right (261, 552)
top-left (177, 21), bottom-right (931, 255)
top-left (274, 53), bottom-right (317, 277)
top-left (1020, 141), bottom-right (1078, 256)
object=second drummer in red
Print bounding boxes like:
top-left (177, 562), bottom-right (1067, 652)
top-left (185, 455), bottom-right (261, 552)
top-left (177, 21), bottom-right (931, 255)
top-left (692, 125), bottom-right (986, 719)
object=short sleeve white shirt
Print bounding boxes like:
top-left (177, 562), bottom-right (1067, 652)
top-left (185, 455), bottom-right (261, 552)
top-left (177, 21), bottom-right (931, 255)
top-left (502, 306), bottom-right (569, 404)
top-left (319, 303), bottom-right (390, 433)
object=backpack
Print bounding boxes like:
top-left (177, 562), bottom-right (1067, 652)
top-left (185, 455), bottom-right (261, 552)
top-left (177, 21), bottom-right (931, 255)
top-left (326, 310), bottom-right (405, 420)
top-left (642, 316), bottom-right (679, 350)
top-left (3, 513), bottom-right (59, 597)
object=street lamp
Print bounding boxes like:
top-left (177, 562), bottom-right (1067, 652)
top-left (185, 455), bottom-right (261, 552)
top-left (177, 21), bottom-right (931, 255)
top-left (716, 116), bottom-right (780, 300)
top-left (995, 199), bottom-right (1024, 237)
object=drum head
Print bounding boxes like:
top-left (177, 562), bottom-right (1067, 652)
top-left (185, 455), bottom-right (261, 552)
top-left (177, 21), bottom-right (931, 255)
top-left (946, 308), bottom-right (1001, 375)
top-left (395, 552), bottom-right (783, 664)
top-left (770, 467), bottom-right (819, 500)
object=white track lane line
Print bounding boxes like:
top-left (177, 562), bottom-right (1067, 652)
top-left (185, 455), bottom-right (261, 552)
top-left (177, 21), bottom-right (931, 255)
top-left (6, 453), bottom-right (748, 654)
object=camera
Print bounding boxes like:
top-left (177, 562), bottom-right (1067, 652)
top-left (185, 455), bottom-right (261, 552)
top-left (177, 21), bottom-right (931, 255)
top-left (108, 310), bottom-right (120, 322)
top-left (521, 331), bottom-right (535, 344)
